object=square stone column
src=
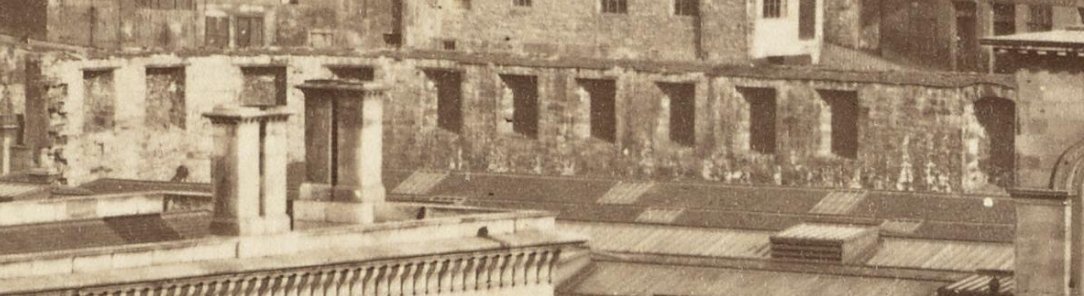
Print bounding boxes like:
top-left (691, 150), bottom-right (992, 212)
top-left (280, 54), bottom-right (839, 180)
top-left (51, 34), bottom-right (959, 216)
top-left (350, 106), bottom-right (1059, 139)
top-left (1010, 188), bottom-right (1071, 296)
top-left (204, 105), bottom-right (292, 236)
top-left (297, 80), bottom-right (388, 224)
top-left (0, 115), bottom-right (19, 175)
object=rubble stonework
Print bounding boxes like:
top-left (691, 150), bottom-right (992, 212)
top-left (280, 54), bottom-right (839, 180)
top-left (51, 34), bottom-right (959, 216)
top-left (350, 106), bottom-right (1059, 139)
top-left (31, 52), bottom-right (1016, 194)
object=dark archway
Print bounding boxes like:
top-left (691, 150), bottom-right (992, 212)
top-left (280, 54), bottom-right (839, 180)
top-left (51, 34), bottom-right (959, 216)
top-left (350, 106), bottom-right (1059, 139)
top-left (975, 97), bottom-right (1016, 188)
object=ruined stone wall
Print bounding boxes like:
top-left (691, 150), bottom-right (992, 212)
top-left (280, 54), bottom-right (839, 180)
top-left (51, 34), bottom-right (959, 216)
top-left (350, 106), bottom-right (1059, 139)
top-left (42, 53), bottom-right (1015, 195)
top-left (0, 42), bottom-right (54, 173)
top-left (402, 0), bottom-right (747, 62)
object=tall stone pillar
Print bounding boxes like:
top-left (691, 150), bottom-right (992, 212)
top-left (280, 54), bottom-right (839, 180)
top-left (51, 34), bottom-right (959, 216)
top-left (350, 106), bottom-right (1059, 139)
top-left (297, 80), bottom-right (387, 224)
top-left (204, 105), bottom-right (292, 236)
top-left (0, 115), bottom-right (18, 175)
top-left (1010, 188), bottom-right (1072, 296)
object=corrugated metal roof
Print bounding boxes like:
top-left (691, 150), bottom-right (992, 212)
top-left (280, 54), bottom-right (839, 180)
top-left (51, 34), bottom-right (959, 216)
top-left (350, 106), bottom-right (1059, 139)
top-left (561, 261), bottom-right (947, 296)
top-left (868, 239), bottom-right (1014, 271)
top-left (634, 208), bottom-right (685, 224)
top-left (596, 181), bottom-right (654, 205)
top-left (938, 273), bottom-right (1015, 296)
top-left (774, 223), bottom-right (873, 241)
top-left (391, 171), bottom-right (448, 195)
top-left (560, 221), bottom-right (1014, 272)
top-left (809, 190), bottom-right (867, 215)
top-left (559, 222), bottom-right (771, 258)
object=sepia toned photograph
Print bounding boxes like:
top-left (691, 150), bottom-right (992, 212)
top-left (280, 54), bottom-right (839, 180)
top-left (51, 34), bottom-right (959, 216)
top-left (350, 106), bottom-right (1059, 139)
top-left (0, 0), bottom-right (1077, 295)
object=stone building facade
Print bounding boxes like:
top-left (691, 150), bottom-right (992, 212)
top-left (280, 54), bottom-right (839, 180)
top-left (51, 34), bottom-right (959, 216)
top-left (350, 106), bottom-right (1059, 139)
top-left (1, 0), bottom-right (824, 63)
top-left (826, 0), bottom-right (1084, 72)
top-left (25, 50), bottom-right (1016, 195)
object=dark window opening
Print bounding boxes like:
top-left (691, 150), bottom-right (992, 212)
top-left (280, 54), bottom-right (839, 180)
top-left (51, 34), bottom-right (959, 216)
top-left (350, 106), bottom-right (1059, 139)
top-left (205, 16), bottom-right (229, 48)
top-left (675, 0), bottom-right (698, 16)
top-left (764, 0), bottom-right (784, 18)
top-left (740, 87), bottom-right (777, 154)
top-left (514, 0), bottom-right (532, 7)
top-left (798, 0), bottom-right (815, 39)
top-left (425, 70), bottom-right (463, 133)
top-left (579, 78), bottom-right (616, 143)
top-left (602, 0), bottom-right (628, 14)
top-left (975, 97), bottom-right (1016, 188)
top-left (1078, 7), bottom-right (1084, 24)
top-left (659, 82), bottom-right (696, 147)
top-left (954, 1), bottom-right (979, 72)
top-left (819, 90), bottom-right (859, 159)
top-left (993, 3), bottom-right (1015, 36)
top-left (442, 40), bottom-right (457, 51)
top-left (329, 66), bottom-right (375, 82)
top-left (15, 114), bottom-right (24, 146)
top-left (145, 67), bottom-right (186, 130)
top-left (83, 69), bottom-right (115, 133)
top-left (500, 75), bottom-right (539, 138)
top-left (236, 16), bottom-right (264, 48)
top-left (1028, 5), bottom-right (1053, 32)
top-left (240, 66), bottom-right (287, 107)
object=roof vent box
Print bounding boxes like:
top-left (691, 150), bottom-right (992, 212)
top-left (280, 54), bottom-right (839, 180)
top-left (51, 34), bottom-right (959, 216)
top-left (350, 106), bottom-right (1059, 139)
top-left (770, 223), bottom-right (880, 264)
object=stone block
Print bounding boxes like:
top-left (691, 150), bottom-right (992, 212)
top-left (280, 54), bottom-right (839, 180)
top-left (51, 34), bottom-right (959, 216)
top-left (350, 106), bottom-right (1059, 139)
top-left (29, 256), bottom-right (73, 276)
top-left (326, 201), bottom-right (375, 224)
top-left (72, 253), bottom-right (113, 273)
top-left (111, 251), bottom-right (153, 269)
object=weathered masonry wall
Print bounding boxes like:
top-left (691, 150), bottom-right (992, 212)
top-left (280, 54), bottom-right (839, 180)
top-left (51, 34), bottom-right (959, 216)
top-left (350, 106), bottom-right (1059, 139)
top-left (862, 0), bottom-right (1083, 72)
top-left (0, 42), bottom-right (59, 174)
top-left (402, 0), bottom-right (750, 62)
top-left (995, 53), bottom-right (1084, 190)
top-left (9, 0), bottom-right (397, 51)
top-left (40, 52), bottom-right (1015, 195)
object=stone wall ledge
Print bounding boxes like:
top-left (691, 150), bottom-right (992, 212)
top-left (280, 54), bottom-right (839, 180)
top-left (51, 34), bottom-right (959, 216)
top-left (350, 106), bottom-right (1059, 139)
top-left (0, 204), bottom-right (566, 282)
top-left (0, 229), bottom-right (586, 295)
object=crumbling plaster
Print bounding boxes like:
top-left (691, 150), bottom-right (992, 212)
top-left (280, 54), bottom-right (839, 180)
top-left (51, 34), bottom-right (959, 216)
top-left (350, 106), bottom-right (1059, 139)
top-left (39, 53), bottom-right (1015, 195)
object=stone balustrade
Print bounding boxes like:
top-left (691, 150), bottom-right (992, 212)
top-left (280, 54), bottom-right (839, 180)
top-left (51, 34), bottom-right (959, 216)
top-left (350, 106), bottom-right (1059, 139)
top-left (71, 246), bottom-right (562, 296)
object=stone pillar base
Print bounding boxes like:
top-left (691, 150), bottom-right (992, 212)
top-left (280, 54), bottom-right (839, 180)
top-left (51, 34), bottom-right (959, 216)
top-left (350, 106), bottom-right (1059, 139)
top-left (292, 200), bottom-right (376, 224)
top-left (210, 214), bottom-right (292, 236)
top-left (299, 182), bottom-right (385, 203)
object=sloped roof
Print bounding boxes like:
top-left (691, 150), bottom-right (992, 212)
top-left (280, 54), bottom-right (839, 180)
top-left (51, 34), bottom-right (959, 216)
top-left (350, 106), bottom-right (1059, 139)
top-left (561, 221), bottom-right (1012, 273)
top-left (0, 212), bottom-right (210, 256)
top-left (983, 28), bottom-right (1084, 50)
top-left (393, 171), bottom-right (1014, 243)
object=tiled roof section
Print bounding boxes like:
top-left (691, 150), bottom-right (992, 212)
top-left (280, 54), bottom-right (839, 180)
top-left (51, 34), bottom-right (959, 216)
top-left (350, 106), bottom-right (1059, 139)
top-left (394, 171), bottom-right (1015, 242)
top-left (560, 221), bottom-right (1014, 272)
top-left (633, 208), bottom-right (685, 224)
top-left (77, 179), bottom-right (212, 195)
top-left (0, 212), bottom-right (210, 256)
top-left (560, 261), bottom-right (947, 296)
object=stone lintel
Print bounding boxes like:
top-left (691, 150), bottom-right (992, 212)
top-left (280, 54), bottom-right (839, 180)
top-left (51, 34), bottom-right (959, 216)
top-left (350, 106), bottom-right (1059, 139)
top-left (296, 79), bottom-right (388, 94)
top-left (202, 105), bottom-right (291, 124)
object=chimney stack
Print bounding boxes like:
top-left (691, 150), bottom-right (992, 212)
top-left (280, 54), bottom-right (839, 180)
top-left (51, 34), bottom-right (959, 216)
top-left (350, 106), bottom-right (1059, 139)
top-left (297, 80), bottom-right (387, 224)
top-left (1009, 188), bottom-right (1072, 296)
top-left (204, 105), bottom-right (292, 236)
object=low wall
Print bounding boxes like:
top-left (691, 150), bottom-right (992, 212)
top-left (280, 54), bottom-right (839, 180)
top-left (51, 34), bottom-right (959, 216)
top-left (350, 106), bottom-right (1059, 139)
top-left (0, 204), bottom-right (559, 281)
